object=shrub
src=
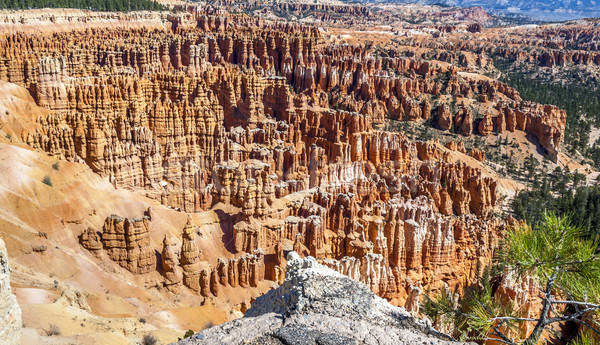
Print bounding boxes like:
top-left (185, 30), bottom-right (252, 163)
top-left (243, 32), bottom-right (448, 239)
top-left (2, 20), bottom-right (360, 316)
top-left (32, 245), bottom-right (47, 252)
top-left (42, 176), bottom-right (53, 187)
top-left (142, 334), bottom-right (158, 345)
top-left (184, 329), bottom-right (194, 338)
top-left (52, 162), bottom-right (60, 170)
top-left (425, 214), bottom-right (600, 344)
top-left (570, 332), bottom-right (596, 345)
top-left (46, 324), bottom-right (61, 336)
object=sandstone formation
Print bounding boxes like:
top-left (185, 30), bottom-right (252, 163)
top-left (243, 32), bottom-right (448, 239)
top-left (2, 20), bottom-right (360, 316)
top-left (162, 234), bottom-right (183, 292)
top-left (3, 4), bottom-right (596, 345)
top-left (0, 236), bottom-right (21, 345)
top-left (80, 214), bottom-right (156, 274)
top-left (0, 7), bottom-right (569, 314)
top-left (178, 252), bottom-right (464, 345)
top-left (470, 148), bottom-right (485, 162)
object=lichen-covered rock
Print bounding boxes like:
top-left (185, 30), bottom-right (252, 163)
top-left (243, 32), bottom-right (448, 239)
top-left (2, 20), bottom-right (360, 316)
top-left (178, 253), bottom-right (465, 345)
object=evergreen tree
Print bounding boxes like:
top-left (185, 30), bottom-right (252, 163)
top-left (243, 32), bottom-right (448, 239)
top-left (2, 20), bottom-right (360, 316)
top-left (424, 214), bottom-right (600, 345)
top-left (0, 0), bottom-right (166, 11)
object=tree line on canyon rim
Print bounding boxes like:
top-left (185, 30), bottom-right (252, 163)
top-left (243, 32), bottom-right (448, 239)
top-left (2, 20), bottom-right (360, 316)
top-left (0, 0), bottom-right (165, 11)
top-left (492, 55), bottom-right (600, 240)
top-left (494, 57), bottom-right (600, 170)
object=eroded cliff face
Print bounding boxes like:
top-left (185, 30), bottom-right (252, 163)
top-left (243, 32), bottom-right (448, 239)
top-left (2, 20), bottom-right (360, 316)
top-left (0, 11), bottom-right (562, 312)
top-left (0, 236), bottom-right (22, 345)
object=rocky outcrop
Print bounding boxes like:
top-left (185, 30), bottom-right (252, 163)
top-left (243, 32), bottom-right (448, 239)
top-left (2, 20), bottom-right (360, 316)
top-left (181, 217), bottom-right (203, 292)
top-left (0, 237), bottom-right (21, 345)
top-left (178, 252), bottom-right (463, 345)
top-left (162, 235), bottom-right (183, 292)
top-left (437, 104), bottom-right (453, 131)
top-left (454, 107), bottom-right (473, 136)
top-left (80, 215), bottom-right (156, 274)
top-left (101, 215), bottom-right (156, 274)
top-left (470, 148), bottom-right (485, 162)
top-left (79, 227), bottom-right (103, 258)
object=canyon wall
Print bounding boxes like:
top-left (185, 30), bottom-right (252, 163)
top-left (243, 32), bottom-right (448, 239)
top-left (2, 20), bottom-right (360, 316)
top-left (0, 12), bottom-right (563, 310)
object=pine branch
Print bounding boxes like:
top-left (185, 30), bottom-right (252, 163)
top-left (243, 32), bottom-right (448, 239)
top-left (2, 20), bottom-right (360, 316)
top-left (491, 319), bottom-right (516, 345)
top-left (550, 300), bottom-right (600, 308)
top-left (484, 336), bottom-right (515, 345)
top-left (545, 306), bottom-right (600, 324)
top-left (570, 318), bottom-right (600, 337)
top-left (525, 267), bottom-right (558, 345)
top-left (488, 316), bottom-right (538, 322)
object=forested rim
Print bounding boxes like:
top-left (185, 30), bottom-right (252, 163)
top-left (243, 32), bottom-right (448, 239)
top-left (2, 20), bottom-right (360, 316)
top-left (491, 57), bottom-right (600, 237)
top-left (512, 172), bottom-right (600, 239)
top-left (0, 0), bottom-right (166, 11)
top-left (493, 57), bottom-right (600, 169)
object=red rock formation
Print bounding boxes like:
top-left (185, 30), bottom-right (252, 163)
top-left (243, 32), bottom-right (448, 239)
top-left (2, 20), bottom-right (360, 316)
top-left (437, 104), bottom-right (453, 130)
top-left (0, 14), bottom-right (549, 310)
top-left (454, 107), bottom-right (473, 136)
top-left (79, 227), bottom-right (103, 258)
top-left (478, 113), bottom-right (494, 136)
top-left (470, 148), bottom-right (486, 162)
top-left (162, 235), bottom-right (183, 292)
top-left (100, 215), bottom-right (156, 274)
top-left (181, 217), bottom-right (202, 292)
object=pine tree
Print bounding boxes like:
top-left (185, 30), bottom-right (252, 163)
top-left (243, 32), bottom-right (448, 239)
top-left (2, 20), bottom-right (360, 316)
top-left (424, 214), bottom-right (600, 345)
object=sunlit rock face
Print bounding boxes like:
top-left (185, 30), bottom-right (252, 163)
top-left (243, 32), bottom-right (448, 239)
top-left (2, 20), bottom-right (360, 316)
top-left (1, 11), bottom-right (553, 310)
top-left (0, 236), bottom-right (22, 345)
top-left (177, 252), bottom-right (465, 345)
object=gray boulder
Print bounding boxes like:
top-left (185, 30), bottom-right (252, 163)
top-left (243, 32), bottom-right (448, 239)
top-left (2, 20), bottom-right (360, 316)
top-left (176, 252), bottom-right (469, 345)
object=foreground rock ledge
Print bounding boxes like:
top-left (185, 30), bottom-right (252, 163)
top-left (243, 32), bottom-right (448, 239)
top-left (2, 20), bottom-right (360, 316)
top-left (0, 236), bottom-right (22, 345)
top-left (176, 252), bottom-right (468, 345)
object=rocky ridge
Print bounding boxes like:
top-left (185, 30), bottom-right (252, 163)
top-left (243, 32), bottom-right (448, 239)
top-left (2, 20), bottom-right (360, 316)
top-left (177, 252), bottom-right (465, 345)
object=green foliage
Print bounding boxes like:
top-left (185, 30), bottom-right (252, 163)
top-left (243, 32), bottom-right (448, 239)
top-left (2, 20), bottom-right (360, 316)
top-left (424, 214), bottom-right (600, 344)
top-left (52, 161), bottom-right (60, 171)
top-left (570, 332), bottom-right (597, 345)
top-left (500, 214), bottom-right (600, 303)
top-left (494, 57), bottom-right (600, 169)
top-left (424, 271), bottom-right (521, 343)
top-left (42, 175), bottom-right (53, 187)
top-left (184, 329), bottom-right (194, 338)
top-left (512, 181), bottom-right (600, 239)
top-left (0, 0), bottom-right (166, 11)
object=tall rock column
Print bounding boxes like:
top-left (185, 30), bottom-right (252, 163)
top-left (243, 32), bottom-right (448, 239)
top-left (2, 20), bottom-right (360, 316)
top-left (181, 217), bottom-right (202, 292)
top-left (162, 235), bottom-right (183, 292)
